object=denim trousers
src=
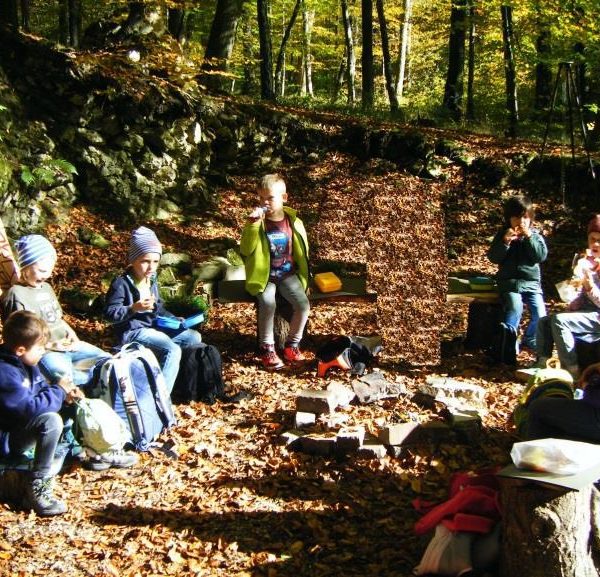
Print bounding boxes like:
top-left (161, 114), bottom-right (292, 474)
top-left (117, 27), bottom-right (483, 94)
top-left (124, 327), bottom-right (202, 392)
top-left (526, 397), bottom-right (600, 442)
top-left (256, 274), bottom-right (310, 348)
top-left (544, 310), bottom-right (600, 369)
top-left (9, 412), bottom-right (63, 479)
top-left (40, 341), bottom-right (111, 386)
top-left (501, 291), bottom-right (546, 349)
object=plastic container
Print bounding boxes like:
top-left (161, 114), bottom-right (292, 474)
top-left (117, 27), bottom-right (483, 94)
top-left (315, 272), bottom-right (342, 293)
top-left (468, 276), bottom-right (495, 291)
top-left (182, 312), bottom-right (204, 329)
top-left (155, 316), bottom-right (182, 330)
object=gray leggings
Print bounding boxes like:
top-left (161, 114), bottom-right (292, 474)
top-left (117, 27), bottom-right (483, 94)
top-left (256, 274), bottom-right (310, 347)
top-left (9, 412), bottom-right (63, 479)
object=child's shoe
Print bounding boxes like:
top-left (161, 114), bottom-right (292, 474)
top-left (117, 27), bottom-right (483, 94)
top-left (23, 477), bottom-right (67, 517)
top-left (85, 447), bottom-right (139, 471)
top-left (283, 345), bottom-right (305, 363)
top-left (260, 346), bottom-right (284, 370)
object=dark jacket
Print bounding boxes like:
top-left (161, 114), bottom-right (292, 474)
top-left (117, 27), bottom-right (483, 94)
top-left (0, 346), bottom-right (65, 458)
top-left (104, 272), bottom-right (175, 344)
top-left (487, 229), bottom-right (547, 293)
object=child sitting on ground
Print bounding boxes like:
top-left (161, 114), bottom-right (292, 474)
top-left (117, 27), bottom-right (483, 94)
top-left (240, 174), bottom-right (310, 370)
top-left (0, 310), bottom-right (82, 516)
top-left (1, 234), bottom-right (110, 387)
top-left (103, 226), bottom-right (202, 392)
top-left (536, 215), bottom-right (600, 378)
top-left (487, 195), bottom-right (547, 353)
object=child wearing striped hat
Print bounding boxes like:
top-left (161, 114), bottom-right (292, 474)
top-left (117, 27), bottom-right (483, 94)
top-left (103, 226), bottom-right (202, 392)
top-left (1, 234), bottom-right (111, 387)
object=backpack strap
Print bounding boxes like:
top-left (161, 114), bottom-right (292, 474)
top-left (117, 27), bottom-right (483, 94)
top-left (126, 344), bottom-right (177, 429)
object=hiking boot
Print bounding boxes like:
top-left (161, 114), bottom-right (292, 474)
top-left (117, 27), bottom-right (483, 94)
top-left (260, 347), bottom-right (284, 370)
top-left (85, 447), bottom-right (139, 471)
top-left (283, 345), bottom-right (306, 363)
top-left (23, 477), bottom-right (67, 517)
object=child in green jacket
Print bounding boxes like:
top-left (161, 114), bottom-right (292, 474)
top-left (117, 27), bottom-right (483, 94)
top-left (240, 174), bottom-right (310, 370)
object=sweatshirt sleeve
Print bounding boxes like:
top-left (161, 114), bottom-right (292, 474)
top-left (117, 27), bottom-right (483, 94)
top-left (240, 221), bottom-right (261, 257)
top-left (487, 230), bottom-right (510, 264)
top-left (522, 231), bottom-right (548, 263)
top-left (0, 368), bottom-right (65, 425)
top-left (104, 277), bottom-right (133, 324)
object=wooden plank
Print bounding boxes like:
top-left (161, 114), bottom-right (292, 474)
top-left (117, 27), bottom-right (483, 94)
top-left (447, 292), bottom-right (500, 304)
top-left (212, 277), bottom-right (377, 304)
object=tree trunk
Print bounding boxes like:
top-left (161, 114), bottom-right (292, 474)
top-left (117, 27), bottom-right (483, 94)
top-left (465, 0), bottom-right (475, 120)
top-left (241, 10), bottom-right (258, 95)
top-left (67, 0), bottom-right (80, 47)
top-left (340, 0), bottom-right (356, 104)
top-left (58, 0), bottom-right (68, 44)
top-left (274, 0), bottom-right (302, 97)
top-left (19, 0), bottom-right (29, 31)
top-left (168, 8), bottom-right (188, 44)
top-left (361, 0), bottom-right (374, 110)
top-left (534, 27), bottom-right (552, 109)
top-left (257, 0), bottom-right (275, 100)
top-left (202, 0), bottom-right (244, 92)
top-left (501, 4), bottom-right (518, 137)
top-left (442, 0), bottom-right (467, 120)
top-left (332, 53), bottom-right (346, 102)
top-left (375, 0), bottom-right (398, 113)
top-left (500, 478), bottom-right (600, 577)
top-left (0, 0), bottom-right (19, 28)
top-left (300, 6), bottom-right (314, 96)
top-left (394, 0), bottom-right (412, 98)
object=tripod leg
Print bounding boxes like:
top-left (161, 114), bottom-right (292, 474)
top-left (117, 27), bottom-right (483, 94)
top-left (566, 66), bottom-right (596, 179)
top-left (565, 65), bottom-right (577, 166)
top-left (540, 62), bottom-right (565, 159)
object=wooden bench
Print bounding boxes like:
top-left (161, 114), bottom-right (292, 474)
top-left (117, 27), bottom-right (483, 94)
top-left (205, 277), bottom-right (377, 349)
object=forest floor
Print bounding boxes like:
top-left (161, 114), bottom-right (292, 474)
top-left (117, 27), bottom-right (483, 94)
top-left (0, 141), bottom-right (598, 576)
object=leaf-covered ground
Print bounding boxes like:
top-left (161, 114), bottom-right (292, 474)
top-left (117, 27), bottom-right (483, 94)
top-left (1, 145), bottom-right (597, 576)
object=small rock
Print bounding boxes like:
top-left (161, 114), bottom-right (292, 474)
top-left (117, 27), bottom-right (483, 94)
top-left (294, 411), bottom-right (316, 428)
top-left (296, 389), bottom-right (338, 414)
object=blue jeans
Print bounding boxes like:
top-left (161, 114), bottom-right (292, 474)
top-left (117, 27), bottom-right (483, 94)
top-left (8, 413), bottom-right (63, 479)
top-left (124, 327), bottom-right (202, 393)
top-left (501, 291), bottom-right (546, 349)
top-left (256, 274), bottom-right (310, 347)
top-left (40, 341), bottom-right (111, 386)
top-left (550, 310), bottom-right (600, 369)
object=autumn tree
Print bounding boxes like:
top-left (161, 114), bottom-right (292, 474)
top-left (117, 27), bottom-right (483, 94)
top-left (361, 0), bottom-right (374, 109)
top-left (442, 0), bottom-right (468, 120)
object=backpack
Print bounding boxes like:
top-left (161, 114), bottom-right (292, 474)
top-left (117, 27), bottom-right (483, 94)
top-left (316, 335), bottom-right (381, 377)
top-left (172, 344), bottom-right (225, 405)
top-left (88, 343), bottom-right (177, 451)
top-left (512, 364), bottom-right (574, 437)
top-left (489, 322), bottom-right (517, 365)
top-left (75, 398), bottom-right (132, 454)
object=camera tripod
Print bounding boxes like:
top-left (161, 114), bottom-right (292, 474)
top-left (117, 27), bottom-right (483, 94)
top-left (540, 61), bottom-right (596, 181)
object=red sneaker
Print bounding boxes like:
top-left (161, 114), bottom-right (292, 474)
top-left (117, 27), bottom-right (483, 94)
top-left (260, 348), bottom-right (284, 370)
top-left (283, 345), bottom-right (305, 363)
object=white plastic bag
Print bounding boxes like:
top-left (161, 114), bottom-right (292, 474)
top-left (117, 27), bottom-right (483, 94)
top-left (555, 280), bottom-right (578, 303)
top-left (511, 438), bottom-right (600, 476)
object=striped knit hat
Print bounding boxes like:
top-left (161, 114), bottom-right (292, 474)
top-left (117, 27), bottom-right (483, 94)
top-left (128, 226), bottom-right (162, 264)
top-left (15, 235), bottom-right (57, 269)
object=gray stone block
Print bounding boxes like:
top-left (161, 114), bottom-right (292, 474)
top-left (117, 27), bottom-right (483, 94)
top-left (294, 411), bottom-right (316, 428)
top-left (300, 433), bottom-right (337, 456)
top-left (378, 422), bottom-right (420, 445)
top-left (420, 376), bottom-right (487, 411)
top-left (336, 426), bottom-right (366, 453)
top-left (296, 389), bottom-right (338, 414)
top-left (357, 440), bottom-right (388, 459)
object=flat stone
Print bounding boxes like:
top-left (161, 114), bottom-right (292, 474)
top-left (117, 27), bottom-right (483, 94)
top-left (279, 430), bottom-right (303, 449)
top-left (336, 426), bottom-right (366, 453)
top-left (357, 439), bottom-right (388, 459)
top-left (296, 389), bottom-right (338, 414)
top-left (326, 381), bottom-right (356, 408)
top-left (294, 411), bottom-right (316, 428)
top-left (352, 372), bottom-right (406, 404)
top-left (378, 422), bottom-right (420, 446)
top-left (420, 376), bottom-right (487, 410)
top-left (300, 432), bottom-right (337, 456)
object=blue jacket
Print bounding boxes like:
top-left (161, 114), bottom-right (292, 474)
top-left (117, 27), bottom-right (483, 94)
top-left (0, 346), bottom-right (65, 458)
top-left (104, 272), bottom-right (175, 344)
top-left (487, 229), bottom-right (547, 294)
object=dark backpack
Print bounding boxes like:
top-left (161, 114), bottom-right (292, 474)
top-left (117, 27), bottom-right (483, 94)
top-left (489, 322), bottom-right (518, 366)
top-left (316, 336), bottom-right (380, 376)
top-left (173, 344), bottom-right (225, 405)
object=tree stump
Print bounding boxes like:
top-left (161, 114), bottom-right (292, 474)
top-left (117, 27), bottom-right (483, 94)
top-left (464, 301), bottom-right (503, 350)
top-left (500, 478), bottom-right (600, 577)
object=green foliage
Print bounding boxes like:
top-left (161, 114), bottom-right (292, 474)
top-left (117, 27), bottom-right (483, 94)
top-left (226, 248), bottom-right (244, 267)
top-left (164, 293), bottom-right (211, 322)
top-left (20, 159), bottom-right (78, 188)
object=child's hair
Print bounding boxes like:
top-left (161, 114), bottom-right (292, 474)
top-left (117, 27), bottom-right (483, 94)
top-left (503, 195), bottom-right (534, 225)
top-left (2, 310), bottom-right (49, 351)
top-left (260, 174), bottom-right (286, 195)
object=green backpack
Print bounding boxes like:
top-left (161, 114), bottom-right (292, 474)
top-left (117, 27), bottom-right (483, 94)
top-left (512, 365), bottom-right (574, 438)
top-left (75, 398), bottom-right (132, 454)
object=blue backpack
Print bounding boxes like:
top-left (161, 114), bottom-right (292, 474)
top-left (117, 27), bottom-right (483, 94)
top-left (88, 344), bottom-right (176, 451)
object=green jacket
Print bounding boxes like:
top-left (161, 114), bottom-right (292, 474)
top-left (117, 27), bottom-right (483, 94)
top-left (240, 206), bottom-right (310, 296)
top-left (487, 228), bottom-right (547, 293)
